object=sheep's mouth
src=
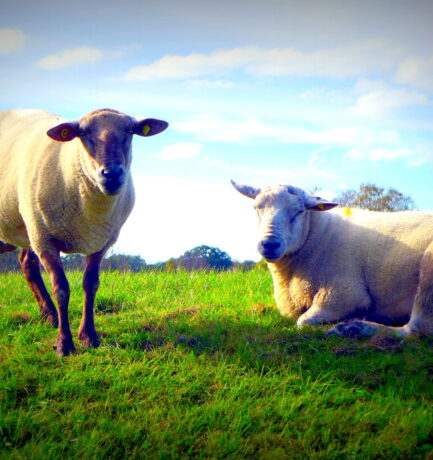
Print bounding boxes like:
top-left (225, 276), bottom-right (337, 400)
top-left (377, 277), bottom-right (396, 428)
top-left (98, 177), bottom-right (125, 195)
top-left (261, 253), bottom-right (284, 263)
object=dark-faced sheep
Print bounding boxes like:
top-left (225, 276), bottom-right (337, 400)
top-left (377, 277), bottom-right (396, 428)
top-left (232, 180), bottom-right (433, 339)
top-left (0, 108), bottom-right (168, 355)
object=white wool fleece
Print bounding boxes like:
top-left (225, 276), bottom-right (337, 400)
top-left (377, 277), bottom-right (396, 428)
top-left (0, 109), bottom-right (134, 255)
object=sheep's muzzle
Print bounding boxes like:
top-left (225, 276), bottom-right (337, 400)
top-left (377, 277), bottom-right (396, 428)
top-left (98, 164), bottom-right (126, 195)
top-left (258, 236), bottom-right (286, 262)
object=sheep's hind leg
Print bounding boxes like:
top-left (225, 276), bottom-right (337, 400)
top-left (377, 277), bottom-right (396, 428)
top-left (331, 241), bottom-right (433, 339)
top-left (18, 249), bottom-right (59, 327)
top-left (39, 250), bottom-right (75, 356)
top-left (327, 319), bottom-right (410, 338)
top-left (404, 241), bottom-right (433, 337)
top-left (78, 250), bottom-right (105, 348)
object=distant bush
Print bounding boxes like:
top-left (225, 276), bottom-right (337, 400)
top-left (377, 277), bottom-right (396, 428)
top-left (0, 249), bottom-right (20, 272)
top-left (254, 259), bottom-right (268, 271)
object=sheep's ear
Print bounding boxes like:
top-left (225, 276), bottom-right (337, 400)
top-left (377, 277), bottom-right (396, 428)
top-left (133, 118), bottom-right (169, 137)
top-left (231, 180), bottom-right (261, 199)
top-left (47, 122), bottom-right (80, 142)
top-left (306, 197), bottom-right (338, 211)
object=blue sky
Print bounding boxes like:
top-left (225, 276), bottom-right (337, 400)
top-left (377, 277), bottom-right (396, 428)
top-left (2, 0), bottom-right (433, 263)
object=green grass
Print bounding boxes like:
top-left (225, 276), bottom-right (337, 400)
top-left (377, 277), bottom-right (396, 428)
top-left (1, 270), bottom-right (433, 459)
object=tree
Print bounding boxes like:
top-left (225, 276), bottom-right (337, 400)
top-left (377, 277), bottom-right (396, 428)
top-left (62, 253), bottom-right (146, 272)
top-left (178, 245), bottom-right (233, 271)
top-left (102, 254), bottom-right (146, 272)
top-left (62, 254), bottom-right (85, 271)
top-left (334, 183), bottom-right (416, 212)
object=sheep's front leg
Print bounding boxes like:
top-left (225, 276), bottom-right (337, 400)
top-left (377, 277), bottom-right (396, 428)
top-left (296, 304), bottom-right (344, 327)
top-left (296, 285), bottom-right (371, 329)
top-left (78, 250), bottom-right (105, 348)
top-left (18, 249), bottom-right (59, 327)
top-left (39, 251), bottom-right (75, 356)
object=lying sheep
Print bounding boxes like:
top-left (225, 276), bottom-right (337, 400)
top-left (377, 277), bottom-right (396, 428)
top-left (232, 180), bottom-right (433, 339)
top-left (0, 108), bottom-right (168, 355)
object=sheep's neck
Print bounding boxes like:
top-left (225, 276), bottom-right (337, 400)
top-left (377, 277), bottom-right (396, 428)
top-left (267, 257), bottom-right (313, 319)
top-left (265, 214), bottom-right (319, 318)
top-left (78, 174), bottom-right (120, 219)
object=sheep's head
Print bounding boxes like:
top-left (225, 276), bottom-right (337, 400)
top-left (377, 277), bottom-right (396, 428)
top-left (47, 109), bottom-right (168, 195)
top-left (232, 180), bottom-right (337, 262)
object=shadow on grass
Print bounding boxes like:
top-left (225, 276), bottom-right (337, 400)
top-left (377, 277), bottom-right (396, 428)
top-left (101, 305), bottom-right (433, 399)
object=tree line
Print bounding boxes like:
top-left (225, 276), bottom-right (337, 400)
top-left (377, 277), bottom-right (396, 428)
top-left (0, 183), bottom-right (416, 273)
top-left (0, 245), bottom-right (256, 273)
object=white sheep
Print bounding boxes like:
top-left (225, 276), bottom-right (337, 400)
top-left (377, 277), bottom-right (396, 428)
top-left (232, 180), bottom-right (433, 339)
top-left (0, 108), bottom-right (168, 355)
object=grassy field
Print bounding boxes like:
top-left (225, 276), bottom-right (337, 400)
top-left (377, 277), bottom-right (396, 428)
top-left (1, 269), bottom-right (433, 459)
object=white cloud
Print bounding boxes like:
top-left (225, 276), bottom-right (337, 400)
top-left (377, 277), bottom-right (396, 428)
top-left (172, 112), bottom-right (400, 147)
top-left (346, 147), bottom-right (414, 163)
top-left (202, 156), bottom-right (220, 167)
top-left (396, 56), bottom-right (433, 91)
top-left (247, 40), bottom-right (398, 79)
top-left (346, 144), bottom-right (433, 166)
top-left (308, 146), bottom-right (332, 166)
top-left (229, 162), bottom-right (345, 195)
top-left (156, 142), bottom-right (202, 160)
top-left (300, 88), bottom-right (328, 100)
top-left (0, 28), bottom-right (25, 55)
top-left (125, 40), bottom-right (401, 81)
top-left (125, 46), bottom-right (257, 80)
top-left (353, 87), bottom-right (430, 115)
top-left (173, 113), bottom-right (283, 143)
top-left (185, 79), bottom-right (236, 89)
top-left (36, 46), bottom-right (103, 70)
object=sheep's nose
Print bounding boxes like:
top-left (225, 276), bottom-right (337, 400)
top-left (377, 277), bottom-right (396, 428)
top-left (260, 238), bottom-right (282, 252)
top-left (101, 164), bottom-right (125, 180)
top-left (258, 237), bottom-right (284, 261)
top-left (99, 164), bottom-right (126, 195)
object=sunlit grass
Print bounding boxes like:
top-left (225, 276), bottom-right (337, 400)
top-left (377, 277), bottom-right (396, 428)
top-left (1, 270), bottom-right (433, 459)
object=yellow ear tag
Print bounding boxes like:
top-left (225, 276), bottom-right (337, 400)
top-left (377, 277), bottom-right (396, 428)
top-left (317, 203), bottom-right (326, 210)
top-left (343, 207), bottom-right (353, 217)
top-left (142, 125), bottom-right (151, 136)
top-left (60, 128), bottom-right (69, 139)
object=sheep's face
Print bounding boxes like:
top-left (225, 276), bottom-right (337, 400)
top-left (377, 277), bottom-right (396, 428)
top-left (232, 181), bottom-right (338, 263)
top-left (47, 109), bottom-right (168, 196)
top-left (254, 186), bottom-right (308, 261)
top-left (78, 111), bottom-right (135, 195)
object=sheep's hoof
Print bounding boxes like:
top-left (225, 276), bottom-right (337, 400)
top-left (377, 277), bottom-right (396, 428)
top-left (327, 320), bottom-right (380, 338)
top-left (78, 329), bottom-right (100, 348)
top-left (54, 335), bottom-right (76, 356)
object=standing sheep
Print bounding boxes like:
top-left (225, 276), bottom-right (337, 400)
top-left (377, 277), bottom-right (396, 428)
top-left (0, 108), bottom-right (168, 355)
top-left (232, 180), bottom-right (433, 339)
